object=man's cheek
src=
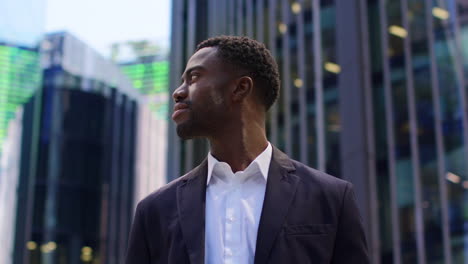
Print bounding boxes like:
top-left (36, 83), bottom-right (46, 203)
top-left (208, 87), bottom-right (225, 105)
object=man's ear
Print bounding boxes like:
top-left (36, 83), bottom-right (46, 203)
top-left (232, 76), bottom-right (253, 103)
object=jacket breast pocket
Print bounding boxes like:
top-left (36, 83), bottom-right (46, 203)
top-left (283, 224), bottom-right (335, 236)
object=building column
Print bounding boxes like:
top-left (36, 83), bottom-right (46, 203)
top-left (336, 1), bottom-right (379, 263)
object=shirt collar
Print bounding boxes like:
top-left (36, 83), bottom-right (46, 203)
top-left (207, 142), bottom-right (272, 185)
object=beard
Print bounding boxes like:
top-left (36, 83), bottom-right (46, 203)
top-left (176, 110), bottom-right (207, 140)
top-left (176, 105), bottom-right (226, 140)
top-left (175, 90), bottom-right (229, 139)
top-left (176, 118), bottom-right (197, 140)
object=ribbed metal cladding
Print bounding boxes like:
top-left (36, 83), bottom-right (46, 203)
top-left (450, 0), bottom-right (468, 181)
top-left (312, 0), bottom-right (325, 171)
top-left (281, 0), bottom-right (292, 156)
top-left (400, 0), bottom-right (426, 263)
top-left (237, 0), bottom-right (243, 35)
top-left (117, 97), bottom-right (135, 261)
top-left (295, 0), bottom-right (308, 164)
top-left (220, 0), bottom-right (227, 36)
top-left (167, 0), bottom-right (184, 180)
top-left (445, 0), bottom-right (468, 219)
top-left (208, 0), bottom-right (216, 36)
top-left (183, 0), bottom-right (197, 173)
top-left (255, 0), bottom-right (264, 43)
top-left (222, 0), bottom-right (228, 35)
top-left (336, 0), bottom-right (379, 262)
top-left (107, 90), bottom-right (122, 264)
top-left (378, 0), bottom-right (402, 262)
top-left (269, 0), bottom-right (279, 147)
top-left (425, 0), bottom-right (452, 262)
top-left (42, 80), bottom-right (62, 264)
top-left (246, 0), bottom-right (253, 37)
top-left (358, 0), bottom-right (380, 262)
top-left (228, 0), bottom-right (235, 34)
top-left (449, 0), bottom-right (468, 259)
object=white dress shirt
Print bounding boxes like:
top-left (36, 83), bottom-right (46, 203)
top-left (204, 143), bottom-right (272, 264)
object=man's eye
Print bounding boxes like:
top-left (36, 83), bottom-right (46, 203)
top-left (190, 74), bottom-right (199, 81)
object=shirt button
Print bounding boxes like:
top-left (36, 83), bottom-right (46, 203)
top-left (228, 216), bottom-right (235, 222)
top-left (225, 249), bottom-right (233, 256)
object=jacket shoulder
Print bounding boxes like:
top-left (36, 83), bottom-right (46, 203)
top-left (287, 160), bottom-right (356, 220)
top-left (136, 169), bottom-right (198, 211)
top-left (290, 159), bottom-right (352, 193)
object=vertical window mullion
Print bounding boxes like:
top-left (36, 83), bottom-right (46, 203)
top-left (256, 0), bottom-right (264, 43)
top-left (400, 0), bottom-right (426, 263)
top-left (167, 0), bottom-right (184, 179)
top-left (269, 0), bottom-right (279, 147)
top-left (184, 0), bottom-right (196, 172)
top-left (424, 0), bottom-right (452, 262)
top-left (237, 0), bottom-right (244, 35)
top-left (296, 0), bottom-right (308, 164)
top-left (312, 0), bottom-right (324, 171)
top-left (281, 0), bottom-right (292, 155)
top-left (358, 0), bottom-right (380, 262)
top-left (246, 0), bottom-right (253, 37)
top-left (229, 0), bottom-right (235, 35)
top-left (447, 1), bottom-right (468, 205)
top-left (378, 0), bottom-right (402, 262)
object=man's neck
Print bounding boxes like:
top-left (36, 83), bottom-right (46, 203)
top-left (208, 124), bottom-right (268, 173)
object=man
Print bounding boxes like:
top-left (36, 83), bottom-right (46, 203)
top-left (125, 36), bottom-right (369, 264)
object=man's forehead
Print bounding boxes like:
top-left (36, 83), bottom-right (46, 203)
top-left (185, 47), bottom-right (220, 69)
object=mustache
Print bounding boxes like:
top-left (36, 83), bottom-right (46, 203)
top-left (179, 100), bottom-right (192, 107)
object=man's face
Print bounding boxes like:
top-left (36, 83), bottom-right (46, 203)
top-left (172, 47), bottom-right (236, 139)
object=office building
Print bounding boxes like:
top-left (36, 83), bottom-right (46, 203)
top-left (111, 40), bottom-right (170, 207)
top-left (0, 0), bottom-right (45, 263)
top-left (13, 32), bottom-right (141, 264)
top-left (0, 107), bottom-right (25, 264)
top-left (0, 45), bottom-right (42, 264)
top-left (168, 0), bottom-right (468, 263)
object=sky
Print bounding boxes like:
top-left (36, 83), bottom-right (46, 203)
top-left (45, 0), bottom-right (171, 58)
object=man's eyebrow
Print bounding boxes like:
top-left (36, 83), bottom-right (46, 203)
top-left (181, 65), bottom-right (206, 80)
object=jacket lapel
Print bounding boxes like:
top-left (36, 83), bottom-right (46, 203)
top-left (177, 160), bottom-right (208, 264)
top-left (254, 147), bottom-right (299, 264)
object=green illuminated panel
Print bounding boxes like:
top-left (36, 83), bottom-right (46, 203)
top-left (121, 60), bottom-right (169, 119)
top-left (0, 45), bottom-right (41, 155)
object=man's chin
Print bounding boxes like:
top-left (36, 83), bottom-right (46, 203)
top-left (176, 123), bottom-right (197, 140)
top-left (177, 133), bottom-right (196, 140)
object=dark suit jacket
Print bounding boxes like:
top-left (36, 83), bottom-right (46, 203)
top-left (125, 147), bottom-right (369, 264)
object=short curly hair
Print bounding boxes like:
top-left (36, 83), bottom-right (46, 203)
top-left (196, 35), bottom-right (280, 111)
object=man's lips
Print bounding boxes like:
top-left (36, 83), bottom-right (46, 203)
top-left (172, 103), bottom-right (190, 121)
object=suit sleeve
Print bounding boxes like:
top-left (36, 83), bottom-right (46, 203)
top-left (125, 202), bottom-right (151, 264)
top-left (331, 182), bottom-right (370, 264)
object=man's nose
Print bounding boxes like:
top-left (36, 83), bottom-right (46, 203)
top-left (172, 84), bottom-right (188, 102)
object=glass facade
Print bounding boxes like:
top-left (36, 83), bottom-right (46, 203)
top-left (0, 0), bottom-right (44, 262)
top-left (121, 60), bottom-right (169, 119)
top-left (367, 0), bottom-right (468, 262)
top-left (116, 44), bottom-right (170, 208)
top-left (28, 83), bottom-right (136, 264)
top-left (0, 45), bottom-right (42, 156)
top-left (0, 44), bottom-right (42, 264)
top-left (13, 32), bottom-right (140, 264)
top-left (0, 105), bottom-right (24, 264)
top-left (169, 0), bottom-right (468, 263)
